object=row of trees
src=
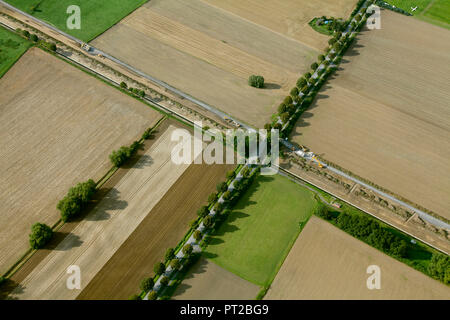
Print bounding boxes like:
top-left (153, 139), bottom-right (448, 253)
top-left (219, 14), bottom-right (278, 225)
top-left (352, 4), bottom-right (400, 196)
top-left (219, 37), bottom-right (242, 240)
top-left (16, 28), bottom-right (57, 51)
top-left (57, 179), bottom-right (97, 222)
top-left (53, 125), bottom-right (155, 253)
top-left (109, 140), bottom-right (141, 167)
top-left (316, 204), bottom-right (450, 285)
top-left (141, 126), bottom-right (155, 140)
top-left (337, 212), bottom-right (408, 258)
top-left (265, 3), bottom-right (367, 138)
top-left (136, 242), bottom-right (196, 300)
top-left (138, 165), bottom-right (257, 300)
top-left (351, 0), bottom-right (367, 17)
top-left (30, 126), bottom-right (157, 258)
top-left (428, 254), bottom-right (450, 284)
top-left (119, 82), bottom-right (146, 98)
top-left (316, 204), bottom-right (408, 258)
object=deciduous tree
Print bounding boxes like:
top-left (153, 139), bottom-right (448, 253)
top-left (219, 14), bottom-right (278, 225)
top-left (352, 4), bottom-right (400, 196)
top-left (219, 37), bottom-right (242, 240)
top-left (29, 223), bottom-right (53, 249)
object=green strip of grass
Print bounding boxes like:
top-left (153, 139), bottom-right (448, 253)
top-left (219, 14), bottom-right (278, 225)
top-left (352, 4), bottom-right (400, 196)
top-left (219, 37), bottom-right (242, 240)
top-left (205, 174), bottom-right (317, 286)
top-left (0, 26), bottom-right (32, 77)
top-left (5, 0), bottom-right (148, 42)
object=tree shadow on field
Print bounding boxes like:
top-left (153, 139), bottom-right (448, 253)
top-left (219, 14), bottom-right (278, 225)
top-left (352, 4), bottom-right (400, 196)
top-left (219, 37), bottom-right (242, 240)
top-left (172, 282), bottom-right (192, 298)
top-left (85, 188), bottom-right (128, 221)
top-left (202, 251), bottom-right (218, 260)
top-left (183, 257), bottom-right (208, 281)
top-left (52, 232), bottom-right (83, 251)
top-left (232, 175), bottom-right (274, 212)
top-left (130, 154), bottom-right (153, 169)
top-left (0, 279), bottom-right (24, 300)
top-left (206, 237), bottom-right (225, 246)
top-left (263, 83), bottom-right (281, 90)
top-left (344, 44), bottom-right (363, 57)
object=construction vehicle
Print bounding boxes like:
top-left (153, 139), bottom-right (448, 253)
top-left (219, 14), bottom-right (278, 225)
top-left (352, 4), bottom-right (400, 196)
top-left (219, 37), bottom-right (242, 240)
top-left (312, 155), bottom-right (325, 168)
top-left (81, 42), bottom-right (92, 52)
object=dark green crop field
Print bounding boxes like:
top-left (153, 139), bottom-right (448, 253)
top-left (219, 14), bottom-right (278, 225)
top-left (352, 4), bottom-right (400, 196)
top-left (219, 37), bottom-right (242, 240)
top-left (0, 26), bottom-right (32, 77)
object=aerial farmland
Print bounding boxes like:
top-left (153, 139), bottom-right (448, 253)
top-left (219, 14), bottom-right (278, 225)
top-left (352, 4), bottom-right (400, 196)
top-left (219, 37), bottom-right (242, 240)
top-left (77, 152), bottom-right (234, 300)
top-left (0, 47), bottom-right (161, 275)
top-left (265, 216), bottom-right (450, 300)
top-left (203, 0), bottom-right (358, 50)
top-left (169, 174), bottom-right (318, 299)
top-left (291, 10), bottom-right (450, 218)
top-left (7, 123), bottom-right (232, 299)
top-left (0, 0), bottom-right (449, 308)
top-left (90, 0), bottom-right (341, 127)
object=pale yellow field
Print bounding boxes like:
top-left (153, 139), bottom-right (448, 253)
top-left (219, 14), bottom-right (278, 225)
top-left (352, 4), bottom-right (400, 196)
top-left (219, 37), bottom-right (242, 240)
top-left (9, 126), bottom-right (192, 300)
top-left (92, 0), bottom-right (320, 127)
top-left (122, 8), bottom-right (296, 88)
top-left (0, 48), bottom-right (161, 275)
top-left (172, 258), bottom-right (260, 300)
top-left (266, 217), bottom-right (450, 300)
top-left (291, 11), bottom-right (450, 218)
top-left (202, 0), bottom-right (358, 50)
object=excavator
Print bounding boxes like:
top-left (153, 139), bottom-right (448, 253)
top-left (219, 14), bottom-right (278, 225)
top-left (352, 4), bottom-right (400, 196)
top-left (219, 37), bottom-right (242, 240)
top-left (312, 155), bottom-right (325, 169)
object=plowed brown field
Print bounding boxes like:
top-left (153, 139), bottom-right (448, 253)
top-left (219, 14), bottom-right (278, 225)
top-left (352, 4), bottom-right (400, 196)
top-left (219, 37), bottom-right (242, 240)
top-left (76, 161), bottom-right (233, 299)
top-left (8, 125), bottom-right (190, 300)
top-left (265, 217), bottom-right (450, 300)
top-left (0, 48), bottom-right (161, 275)
top-left (91, 0), bottom-right (321, 127)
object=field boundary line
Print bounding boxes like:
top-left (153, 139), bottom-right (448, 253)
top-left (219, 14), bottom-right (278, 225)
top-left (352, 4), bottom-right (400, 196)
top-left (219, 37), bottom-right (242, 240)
top-left (143, 165), bottom-right (259, 300)
top-left (84, 0), bottom-right (149, 42)
top-left (0, 116), bottom-right (168, 282)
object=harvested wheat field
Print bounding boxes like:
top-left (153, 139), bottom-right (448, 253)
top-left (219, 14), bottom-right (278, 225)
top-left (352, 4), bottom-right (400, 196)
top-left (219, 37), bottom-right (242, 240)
top-left (8, 125), bottom-right (190, 300)
top-left (265, 216), bottom-right (450, 300)
top-left (77, 160), bottom-right (234, 300)
top-left (0, 48), bottom-right (161, 275)
top-left (91, 0), bottom-right (320, 127)
top-left (172, 257), bottom-right (260, 300)
top-left (291, 10), bottom-right (450, 218)
top-left (203, 0), bottom-right (358, 50)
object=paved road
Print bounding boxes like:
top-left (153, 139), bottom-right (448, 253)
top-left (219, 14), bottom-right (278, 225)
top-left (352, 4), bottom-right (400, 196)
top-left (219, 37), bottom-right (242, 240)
top-left (2, 0), bottom-right (448, 231)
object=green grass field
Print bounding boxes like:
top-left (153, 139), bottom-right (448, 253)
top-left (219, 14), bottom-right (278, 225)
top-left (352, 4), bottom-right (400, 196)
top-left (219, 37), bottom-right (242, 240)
top-left (5, 0), bottom-right (147, 41)
top-left (205, 175), bottom-right (317, 286)
top-left (0, 27), bottom-right (32, 77)
top-left (384, 0), bottom-right (450, 28)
